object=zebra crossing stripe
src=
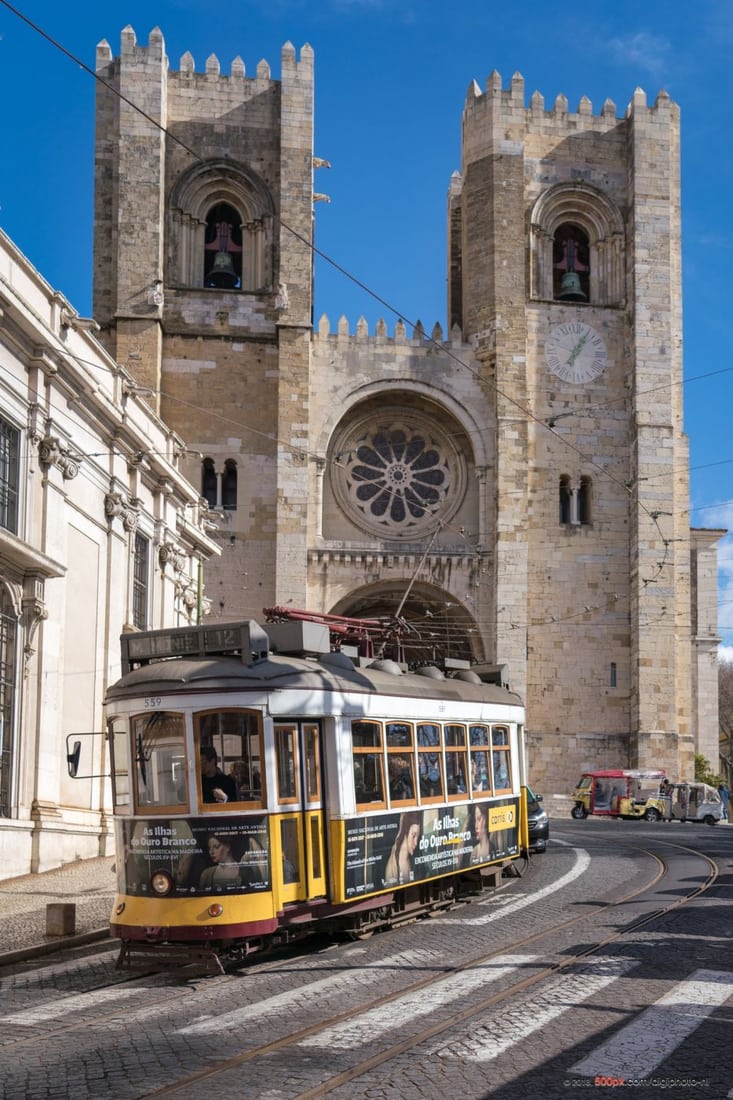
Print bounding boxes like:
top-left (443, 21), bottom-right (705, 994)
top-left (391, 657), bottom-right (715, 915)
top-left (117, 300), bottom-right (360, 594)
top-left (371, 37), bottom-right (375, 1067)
top-left (431, 956), bottom-right (638, 1063)
top-left (568, 969), bottom-right (733, 1079)
top-left (299, 955), bottom-right (539, 1051)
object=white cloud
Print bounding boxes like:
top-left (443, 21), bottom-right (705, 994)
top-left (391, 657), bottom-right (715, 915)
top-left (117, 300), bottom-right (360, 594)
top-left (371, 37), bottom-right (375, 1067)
top-left (608, 32), bottom-right (672, 78)
top-left (719, 645), bottom-right (733, 664)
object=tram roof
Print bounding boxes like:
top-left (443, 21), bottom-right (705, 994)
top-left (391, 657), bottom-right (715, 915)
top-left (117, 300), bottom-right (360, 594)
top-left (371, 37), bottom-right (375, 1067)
top-left (105, 651), bottom-right (523, 709)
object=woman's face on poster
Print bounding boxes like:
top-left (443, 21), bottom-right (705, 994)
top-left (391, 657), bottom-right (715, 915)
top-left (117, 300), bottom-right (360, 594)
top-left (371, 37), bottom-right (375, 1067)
top-left (208, 836), bottom-right (232, 863)
top-left (406, 823), bottom-right (420, 855)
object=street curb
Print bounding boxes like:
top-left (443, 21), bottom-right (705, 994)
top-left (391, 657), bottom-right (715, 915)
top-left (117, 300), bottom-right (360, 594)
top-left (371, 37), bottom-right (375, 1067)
top-left (0, 928), bottom-right (114, 967)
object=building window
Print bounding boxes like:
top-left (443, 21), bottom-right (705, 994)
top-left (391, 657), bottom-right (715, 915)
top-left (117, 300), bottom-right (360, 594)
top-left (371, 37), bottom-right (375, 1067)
top-left (578, 476), bottom-right (592, 524)
top-left (202, 458), bottom-right (218, 509)
top-left (132, 533), bottom-right (150, 630)
top-left (0, 590), bottom-right (17, 817)
top-left (203, 202), bottom-right (243, 289)
top-left (222, 460), bottom-right (237, 511)
top-left (0, 417), bottom-right (20, 534)
top-left (610, 662), bottom-right (617, 688)
top-left (559, 476), bottom-right (572, 524)
top-left (559, 475), bottom-right (592, 526)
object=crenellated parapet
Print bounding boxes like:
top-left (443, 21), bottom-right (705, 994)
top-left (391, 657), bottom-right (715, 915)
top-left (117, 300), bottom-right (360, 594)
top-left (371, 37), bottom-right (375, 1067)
top-left (315, 313), bottom-right (467, 351)
top-left (96, 27), bottom-right (312, 89)
top-left (463, 68), bottom-right (675, 129)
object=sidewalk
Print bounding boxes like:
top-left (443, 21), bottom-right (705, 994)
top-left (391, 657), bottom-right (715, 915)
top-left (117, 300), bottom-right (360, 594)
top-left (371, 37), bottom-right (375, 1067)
top-left (0, 856), bottom-right (116, 963)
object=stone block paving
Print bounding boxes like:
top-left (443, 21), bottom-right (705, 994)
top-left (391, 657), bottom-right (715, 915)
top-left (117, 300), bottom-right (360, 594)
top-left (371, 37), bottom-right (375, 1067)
top-left (0, 856), bottom-right (116, 960)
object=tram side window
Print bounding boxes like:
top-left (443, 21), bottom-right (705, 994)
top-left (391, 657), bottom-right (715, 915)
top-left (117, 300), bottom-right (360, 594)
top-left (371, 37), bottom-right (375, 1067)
top-left (274, 725), bottom-right (299, 803)
top-left (132, 712), bottom-right (187, 811)
top-left (304, 723), bottom-right (321, 801)
top-left (445, 725), bottom-right (468, 798)
top-left (280, 817), bottom-right (300, 883)
top-left (109, 718), bottom-right (131, 810)
top-left (417, 723), bottom-right (444, 801)
top-left (469, 725), bottom-right (491, 794)
top-left (196, 709), bottom-right (264, 807)
top-left (491, 726), bottom-right (511, 789)
top-left (386, 722), bottom-right (416, 805)
top-left (351, 720), bottom-right (385, 807)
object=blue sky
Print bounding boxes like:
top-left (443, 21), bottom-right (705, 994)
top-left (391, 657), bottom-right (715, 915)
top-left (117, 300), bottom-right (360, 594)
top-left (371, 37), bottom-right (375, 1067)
top-left (2, 0), bottom-right (733, 654)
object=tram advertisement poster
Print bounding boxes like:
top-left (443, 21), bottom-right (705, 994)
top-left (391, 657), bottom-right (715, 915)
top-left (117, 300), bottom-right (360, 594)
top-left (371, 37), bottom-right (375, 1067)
top-left (343, 797), bottom-right (519, 897)
top-left (118, 816), bottom-right (271, 896)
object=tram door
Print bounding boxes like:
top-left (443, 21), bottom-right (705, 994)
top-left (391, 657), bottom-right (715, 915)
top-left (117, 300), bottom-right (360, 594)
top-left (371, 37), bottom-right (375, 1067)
top-left (273, 722), bottom-right (327, 902)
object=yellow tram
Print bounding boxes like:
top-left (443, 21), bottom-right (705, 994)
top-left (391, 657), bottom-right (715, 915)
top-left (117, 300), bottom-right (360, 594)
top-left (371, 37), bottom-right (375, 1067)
top-left (71, 614), bottom-right (530, 970)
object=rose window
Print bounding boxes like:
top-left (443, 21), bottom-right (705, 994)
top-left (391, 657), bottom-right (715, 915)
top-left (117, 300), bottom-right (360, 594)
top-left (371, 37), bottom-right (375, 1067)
top-left (332, 413), bottom-right (466, 537)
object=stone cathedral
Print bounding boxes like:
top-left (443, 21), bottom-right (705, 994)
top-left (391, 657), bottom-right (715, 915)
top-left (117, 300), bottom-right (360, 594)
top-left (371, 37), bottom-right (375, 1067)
top-left (91, 27), bottom-right (721, 798)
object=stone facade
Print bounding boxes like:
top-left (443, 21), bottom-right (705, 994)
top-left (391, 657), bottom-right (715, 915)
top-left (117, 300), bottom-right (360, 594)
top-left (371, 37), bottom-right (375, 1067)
top-left (0, 227), bottom-right (219, 878)
top-left (91, 30), bottom-right (722, 805)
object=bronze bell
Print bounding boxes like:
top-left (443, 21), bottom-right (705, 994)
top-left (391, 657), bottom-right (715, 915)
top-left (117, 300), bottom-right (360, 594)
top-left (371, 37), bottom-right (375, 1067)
top-left (557, 271), bottom-right (586, 302)
top-left (206, 250), bottom-right (237, 289)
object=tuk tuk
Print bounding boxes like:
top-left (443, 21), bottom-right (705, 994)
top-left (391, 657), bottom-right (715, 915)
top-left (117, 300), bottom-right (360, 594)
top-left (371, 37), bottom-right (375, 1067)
top-left (571, 769), bottom-right (667, 821)
top-left (665, 781), bottom-right (721, 825)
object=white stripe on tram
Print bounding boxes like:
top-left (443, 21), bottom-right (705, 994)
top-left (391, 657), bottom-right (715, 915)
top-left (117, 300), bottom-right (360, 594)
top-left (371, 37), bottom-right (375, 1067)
top-left (299, 955), bottom-right (539, 1051)
top-left (568, 969), bottom-right (733, 1080)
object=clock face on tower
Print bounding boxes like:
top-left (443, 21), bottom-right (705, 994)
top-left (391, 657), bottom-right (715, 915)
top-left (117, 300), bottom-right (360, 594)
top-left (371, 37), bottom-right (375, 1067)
top-left (545, 321), bottom-right (607, 384)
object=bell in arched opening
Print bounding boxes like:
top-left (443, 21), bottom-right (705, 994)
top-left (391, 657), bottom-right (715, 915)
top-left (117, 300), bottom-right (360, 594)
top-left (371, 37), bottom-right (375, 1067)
top-left (553, 225), bottom-right (590, 302)
top-left (557, 271), bottom-right (586, 302)
top-left (206, 249), bottom-right (238, 289)
top-left (203, 203), bottom-right (243, 289)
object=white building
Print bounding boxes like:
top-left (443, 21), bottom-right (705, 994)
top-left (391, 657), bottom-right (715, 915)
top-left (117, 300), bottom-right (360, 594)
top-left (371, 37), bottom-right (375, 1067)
top-left (0, 228), bottom-right (219, 878)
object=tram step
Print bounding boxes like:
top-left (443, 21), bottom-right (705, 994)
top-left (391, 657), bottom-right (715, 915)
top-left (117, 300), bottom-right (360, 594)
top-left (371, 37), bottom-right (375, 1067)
top-left (116, 942), bottom-right (225, 976)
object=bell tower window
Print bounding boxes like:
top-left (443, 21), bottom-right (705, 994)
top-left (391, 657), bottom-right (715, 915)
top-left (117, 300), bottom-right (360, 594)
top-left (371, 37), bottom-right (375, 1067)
top-left (530, 183), bottom-right (624, 306)
top-left (553, 224), bottom-right (590, 302)
top-left (204, 203), bottom-right (243, 289)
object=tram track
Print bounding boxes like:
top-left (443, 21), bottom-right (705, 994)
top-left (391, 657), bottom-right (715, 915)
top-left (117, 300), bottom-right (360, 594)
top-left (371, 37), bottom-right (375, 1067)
top-left (0, 837), bottom-right (721, 1098)
top-left (138, 838), bottom-right (720, 1099)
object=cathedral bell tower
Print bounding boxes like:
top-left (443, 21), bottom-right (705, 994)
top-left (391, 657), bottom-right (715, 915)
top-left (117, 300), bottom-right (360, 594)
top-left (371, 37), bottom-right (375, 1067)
top-left (93, 26), bottom-right (316, 618)
top-left (448, 72), bottom-right (693, 780)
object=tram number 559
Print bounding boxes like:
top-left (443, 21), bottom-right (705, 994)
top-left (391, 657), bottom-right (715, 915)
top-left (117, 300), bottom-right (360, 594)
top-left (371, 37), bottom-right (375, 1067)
top-left (144, 697), bottom-right (162, 709)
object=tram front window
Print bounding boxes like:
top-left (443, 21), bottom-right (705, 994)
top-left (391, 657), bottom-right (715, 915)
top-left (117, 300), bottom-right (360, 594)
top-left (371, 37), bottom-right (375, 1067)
top-left (131, 712), bottom-right (187, 811)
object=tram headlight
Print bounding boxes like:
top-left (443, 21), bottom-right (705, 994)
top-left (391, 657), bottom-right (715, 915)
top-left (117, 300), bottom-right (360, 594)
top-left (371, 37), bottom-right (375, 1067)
top-left (208, 903), bottom-right (224, 918)
top-left (150, 869), bottom-right (174, 896)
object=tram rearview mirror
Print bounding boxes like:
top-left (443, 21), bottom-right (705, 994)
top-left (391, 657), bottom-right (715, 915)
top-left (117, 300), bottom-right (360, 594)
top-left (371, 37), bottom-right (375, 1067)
top-left (67, 740), bottom-right (82, 778)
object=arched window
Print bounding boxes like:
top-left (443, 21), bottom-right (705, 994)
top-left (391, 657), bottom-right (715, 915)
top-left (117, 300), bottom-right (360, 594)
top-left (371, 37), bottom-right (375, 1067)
top-left (578, 476), bottom-right (592, 525)
top-left (559, 475), bottom-right (592, 526)
top-left (222, 460), bottom-right (238, 511)
top-left (530, 183), bottom-right (624, 306)
top-left (559, 475), bottom-right (572, 525)
top-left (553, 224), bottom-right (590, 302)
top-left (202, 458), bottom-right (217, 509)
top-left (204, 203), bottom-right (243, 289)
top-left (168, 160), bottom-right (274, 291)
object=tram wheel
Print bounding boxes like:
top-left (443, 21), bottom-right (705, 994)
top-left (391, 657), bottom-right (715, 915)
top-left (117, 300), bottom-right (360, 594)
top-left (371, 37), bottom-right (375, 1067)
top-left (571, 803), bottom-right (587, 819)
